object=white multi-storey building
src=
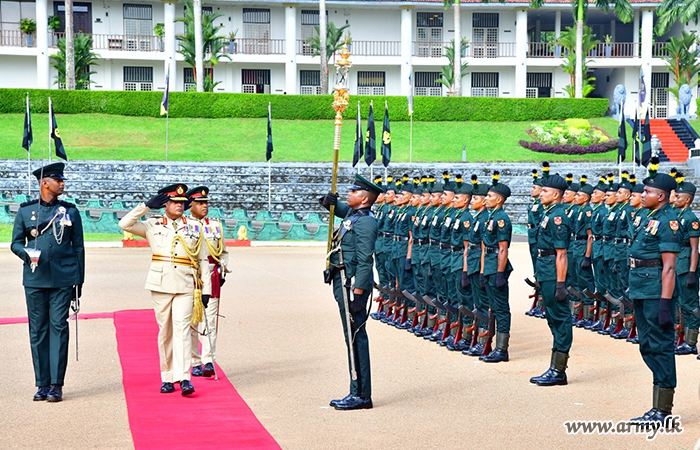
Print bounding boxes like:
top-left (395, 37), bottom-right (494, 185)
top-left (0, 0), bottom-right (697, 118)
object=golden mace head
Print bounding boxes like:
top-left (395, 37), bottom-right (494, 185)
top-left (333, 43), bottom-right (352, 115)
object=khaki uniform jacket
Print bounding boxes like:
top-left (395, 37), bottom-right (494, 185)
top-left (119, 203), bottom-right (211, 296)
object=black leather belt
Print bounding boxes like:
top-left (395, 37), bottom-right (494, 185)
top-left (591, 235), bottom-right (601, 242)
top-left (394, 235), bottom-right (409, 242)
top-left (439, 242), bottom-right (451, 250)
top-left (574, 235), bottom-right (588, 241)
top-left (629, 258), bottom-right (662, 268)
top-left (682, 242), bottom-right (692, 248)
top-left (380, 232), bottom-right (394, 238)
top-left (602, 235), bottom-right (614, 242)
top-left (468, 243), bottom-right (480, 250)
top-left (451, 245), bottom-right (464, 251)
top-left (538, 249), bottom-right (556, 257)
top-left (414, 238), bottom-right (429, 245)
top-left (429, 239), bottom-right (440, 246)
top-left (484, 246), bottom-right (499, 254)
top-left (614, 238), bottom-right (628, 244)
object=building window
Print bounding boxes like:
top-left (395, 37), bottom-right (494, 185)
top-left (471, 72), bottom-right (498, 97)
top-left (526, 73), bottom-right (552, 98)
top-left (414, 72), bottom-right (442, 96)
top-left (242, 69), bottom-right (270, 94)
top-left (416, 12), bottom-right (443, 58)
top-left (300, 10), bottom-right (319, 56)
top-left (300, 70), bottom-right (321, 95)
top-left (243, 8), bottom-right (270, 54)
top-left (357, 71), bottom-right (385, 96)
top-left (473, 13), bottom-right (499, 58)
top-left (1, 0), bottom-right (36, 32)
top-left (183, 67), bottom-right (214, 92)
top-left (124, 66), bottom-right (153, 91)
top-left (124, 4), bottom-right (152, 50)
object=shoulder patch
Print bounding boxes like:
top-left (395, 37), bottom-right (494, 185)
top-left (693, 222), bottom-right (699, 230)
top-left (670, 220), bottom-right (679, 231)
top-left (554, 216), bottom-right (562, 226)
top-left (586, 210), bottom-right (592, 217)
top-left (497, 219), bottom-right (505, 228)
top-left (19, 199), bottom-right (38, 207)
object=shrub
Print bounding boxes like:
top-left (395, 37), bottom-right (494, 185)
top-left (0, 88), bottom-right (610, 121)
top-left (519, 139), bottom-right (618, 155)
top-left (527, 119), bottom-right (611, 147)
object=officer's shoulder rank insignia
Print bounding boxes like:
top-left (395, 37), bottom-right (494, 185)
top-left (670, 220), bottom-right (679, 231)
top-left (586, 210), bottom-right (592, 217)
top-left (497, 219), bottom-right (505, 228)
top-left (693, 222), bottom-right (699, 230)
top-left (554, 216), bottom-right (562, 226)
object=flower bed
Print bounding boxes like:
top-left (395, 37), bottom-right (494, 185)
top-left (519, 118), bottom-right (618, 155)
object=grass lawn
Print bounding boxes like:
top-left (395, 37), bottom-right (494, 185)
top-left (0, 223), bottom-right (124, 243)
top-left (3, 114), bottom-right (693, 163)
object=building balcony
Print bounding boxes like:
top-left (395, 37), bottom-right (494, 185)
top-left (528, 41), bottom-right (670, 59)
top-left (295, 39), bottom-right (401, 57)
top-left (413, 41), bottom-right (516, 58)
top-left (221, 38), bottom-right (285, 55)
top-left (50, 32), bottom-right (164, 52)
top-left (1, 30), bottom-right (35, 47)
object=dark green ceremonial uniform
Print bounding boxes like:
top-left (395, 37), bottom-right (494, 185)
top-left (468, 209), bottom-right (488, 321)
top-left (428, 205), bottom-right (447, 299)
top-left (482, 207), bottom-right (513, 333)
top-left (536, 203), bottom-right (573, 353)
top-left (410, 204), bottom-right (427, 295)
top-left (614, 202), bottom-right (634, 298)
top-left (11, 198), bottom-right (85, 387)
top-left (328, 201), bottom-right (378, 399)
top-left (628, 203), bottom-right (680, 389)
top-left (565, 203), bottom-right (579, 297)
top-left (439, 207), bottom-right (458, 304)
top-left (374, 203), bottom-right (391, 294)
top-left (601, 203), bottom-right (620, 297)
top-left (591, 203), bottom-right (608, 295)
top-left (417, 205), bottom-right (438, 297)
top-left (527, 199), bottom-right (543, 276)
top-left (676, 207), bottom-right (700, 332)
top-left (572, 204), bottom-right (595, 296)
top-left (447, 208), bottom-right (473, 311)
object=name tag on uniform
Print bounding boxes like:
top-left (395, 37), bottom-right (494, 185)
top-left (474, 221), bottom-right (479, 232)
top-left (432, 216), bottom-right (438, 226)
top-left (577, 212), bottom-right (582, 221)
top-left (542, 216), bottom-right (550, 229)
top-left (620, 211), bottom-right (626, 220)
top-left (422, 216), bottom-right (428, 226)
top-left (445, 217), bottom-right (452, 227)
top-left (389, 210), bottom-right (395, 219)
top-left (453, 219), bottom-right (460, 230)
top-left (681, 219), bottom-right (685, 226)
top-left (531, 204), bottom-right (539, 212)
top-left (608, 212), bottom-right (615, 221)
top-left (487, 220), bottom-right (493, 232)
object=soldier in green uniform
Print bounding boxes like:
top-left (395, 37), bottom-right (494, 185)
top-left (526, 164), bottom-right (545, 317)
top-left (594, 174), bottom-right (620, 334)
top-left (370, 177), bottom-right (386, 320)
top-left (371, 176), bottom-right (395, 320)
top-left (321, 174), bottom-right (383, 411)
top-left (403, 177), bottom-right (425, 329)
top-left (479, 171), bottom-right (513, 363)
top-left (626, 177), bottom-right (646, 344)
top-left (610, 172), bottom-right (635, 339)
top-left (563, 174), bottom-right (580, 323)
top-left (389, 176), bottom-right (417, 328)
top-left (11, 162), bottom-right (85, 402)
top-left (434, 177), bottom-right (459, 344)
top-left (414, 177), bottom-right (442, 337)
top-left (629, 165), bottom-right (680, 424)
top-left (410, 176), bottom-right (436, 335)
top-left (588, 176), bottom-right (609, 330)
top-left (463, 176), bottom-right (491, 356)
top-left (529, 174), bottom-right (572, 386)
top-left (672, 172), bottom-right (700, 355)
top-left (572, 176), bottom-right (595, 328)
top-left (381, 178), bottom-right (402, 324)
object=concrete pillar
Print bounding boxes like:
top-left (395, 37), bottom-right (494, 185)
top-left (554, 10), bottom-right (561, 57)
top-left (515, 8), bottom-right (528, 98)
top-left (400, 7), bottom-right (413, 96)
top-left (103, 60), bottom-right (113, 90)
top-left (36, 0), bottom-right (49, 89)
top-left (641, 8), bottom-right (653, 109)
top-left (284, 4), bottom-right (297, 94)
top-left (633, 10), bottom-right (640, 58)
top-left (163, 0), bottom-right (177, 91)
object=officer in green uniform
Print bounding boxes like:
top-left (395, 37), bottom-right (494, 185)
top-left (563, 174), bottom-right (580, 323)
top-left (403, 177), bottom-right (424, 329)
top-left (611, 172), bottom-right (635, 338)
top-left (424, 173), bottom-right (451, 340)
top-left (588, 175), bottom-right (609, 330)
top-left (629, 165), bottom-right (680, 424)
top-left (572, 176), bottom-right (595, 327)
top-left (463, 176), bottom-right (491, 356)
top-left (409, 177), bottom-right (428, 298)
top-left (369, 177), bottom-right (386, 320)
top-left (371, 176), bottom-right (395, 320)
top-left (672, 172), bottom-right (700, 355)
top-left (595, 174), bottom-right (620, 334)
top-left (414, 177), bottom-right (442, 337)
top-left (390, 176), bottom-right (417, 328)
top-left (11, 163), bottom-right (85, 402)
top-left (382, 178), bottom-right (402, 324)
top-left (530, 174), bottom-right (572, 386)
top-left (434, 176), bottom-right (459, 344)
top-left (479, 171), bottom-right (513, 363)
top-left (526, 165), bottom-right (545, 317)
top-left (626, 177), bottom-right (646, 344)
top-left (321, 174), bottom-right (383, 411)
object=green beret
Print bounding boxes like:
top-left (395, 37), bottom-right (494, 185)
top-left (488, 171), bottom-right (511, 199)
top-left (543, 174), bottom-right (568, 192)
top-left (350, 174), bottom-right (385, 195)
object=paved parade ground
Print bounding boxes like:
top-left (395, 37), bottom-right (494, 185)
top-left (1, 244), bottom-right (699, 450)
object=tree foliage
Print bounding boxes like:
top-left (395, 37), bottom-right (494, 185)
top-left (559, 26), bottom-right (598, 98)
top-left (50, 33), bottom-right (98, 90)
top-left (661, 31), bottom-right (700, 103)
top-left (437, 39), bottom-right (469, 96)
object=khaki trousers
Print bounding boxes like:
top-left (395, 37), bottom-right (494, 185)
top-left (190, 297), bottom-right (219, 366)
top-left (151, 291), bottom-right (194, 383)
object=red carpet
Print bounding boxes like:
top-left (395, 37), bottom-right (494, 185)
top-left (114, 309), bottom-right (280, 450)
top-left (0, 311), bottom-right (115, 325)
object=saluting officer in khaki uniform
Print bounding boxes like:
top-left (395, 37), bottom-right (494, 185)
top-left (119, 184), bottom-right (211, 396)
top-left (185, 186), bottom-right (230, 378)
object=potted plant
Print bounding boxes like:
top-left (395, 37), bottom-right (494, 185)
top-left (48, 15), bottom-right (61, 46)
top-left (154, 23), bottom-right (164, 51)
top-left (227, 29), bottom-right (238, 54)
top-left (20, 18), bottom-right (37, 47)
top-left (604, 34), bottom-right (612, 57)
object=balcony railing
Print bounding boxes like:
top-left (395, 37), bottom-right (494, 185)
top-left (221, 38), bottom-right (285, 55)
top-left (529, 41), bottom-right (671, 59)
top-left (296, 40), bottom-right (401, 57)
top-left (413, 41), bottom-right (515, 58)
top-left (653, 42), bottom-right (669, 58)
top-left (0, 29), bottom-right (35, 47)
top-left (51, 32), bottom-right (163, 51)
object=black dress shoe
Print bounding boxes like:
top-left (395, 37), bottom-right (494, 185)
top-left (675, 343), bottom-right (698, 355)
top-left (333, 396), bottom-right (373, 411)
top-left (530, 368), bottom-right (554, 384)
top-left (180, 380), bottom-right (195, 396)
top-left (630, 408), bottom-right (658, 422)
top-left (46, 385), bottom-right (63, 402)
top-left (203, 363), bottom-right (215, 377)
top-left (535, 369), bottom-right (567, 386)
top-left (463, 343), bottom-right (484, 357)
top-left (33, 386), bottom-right (50, 401)
top-left (438, 335), bottom-right (455, 347)
top-left (447, 339), bottom-right (470, 352)
top-left (161, 382), bottom-right (175, 394)
top-left (330, 394), bottom-right (353, 407)
top-left (480, 348), bottom-right (509, 363)
top-left (191, 365), bottom-right (204, 377)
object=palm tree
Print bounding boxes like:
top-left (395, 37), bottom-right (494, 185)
top-left (176, 0), bottom-right (231, 92)
top-left (50, 33), bottom-right (99, 89)
top-left (65, 0), bottom-right (75, 90)
top-left (530, 0), bottom-right (632, 98)
top-left (660, 31), bottom-right (700, 103)
top-left (442, 0), bottom-right (463, 96)
top-left (307, 21), bottom-right (351, 92)
top-left (655, 0), bottom-right (700, 36)
top-left (437, 38), bottom-right (468, 95)
top-left (558, 26), bottom-right (599, 97)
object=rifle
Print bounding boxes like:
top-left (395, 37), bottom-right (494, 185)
top-left (459, 305), bottom-right (479, 348)
top-left (676, 308), bottom-right (686, 347)
top-left (403, 290), bottom-right (425, 330)
top-left (525, 278), bottom-right (539, 315)
top-left (441, 303), bottom-right (460, 343)
top-left (482, 310), bottom-right (496, 356)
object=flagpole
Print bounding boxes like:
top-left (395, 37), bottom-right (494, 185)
top-left (409, 113), bottom-right (413, 164)
top-left (165, 111), bottom-right (169, 161)
top-left (48, 97), bottom-right (52, 164)
top-left (268, 102), bottom-right (272, 210)
top-left (26, 93), bottom-right (31, 197)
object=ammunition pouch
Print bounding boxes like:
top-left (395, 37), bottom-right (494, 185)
top-left (323, 265), bottom-right (340, 285)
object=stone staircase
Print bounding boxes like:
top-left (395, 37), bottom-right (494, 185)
top-left (649, 119), bottom-right (697, 162)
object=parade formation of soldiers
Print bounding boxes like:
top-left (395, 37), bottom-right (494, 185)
top-left (368, 158), bottom-right (698, 424)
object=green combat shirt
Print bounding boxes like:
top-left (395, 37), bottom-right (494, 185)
top-left (11, 199), bottom-right (85, 288)
top-left (590, 203), bottom-right (607, 260)
top-left (448, 208), bottom-right (473, 272)
top-left (392, 204), bottom-right (415, 259)
top-left (572, 203), bottom-right (593, 257)
top-left (602, 204), bottom-right (620, 261)
top-left (628, 203), bottom-right (681, 301)
top-left (614, 202), bottom-right (634, 262)
top-left (676, 207), bottom-right (700, 275)
top-left (527, 199), bottom-right (543, 245)
top-left (481, 207), bottom-right (512, 276)
top-left (330, 202), bottom-right (378, 291)
top-left (467, 209), bottom-right (487, 276)
top-left (535, 203), bottom-right (572, 282)
top-left (373, 203), bottom-right (388, 255)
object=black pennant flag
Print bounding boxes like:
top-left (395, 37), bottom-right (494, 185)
top-left (50, 99), bottom-right (67, 160)
top-left (22, 93), bottom-right (32, 152)
top-left (266, 102), bottom-right (273, 161)
top-left (364, 102), bottom-right (376, 166)
top-left (352, 102), bottom-right (363, 167)
top-left (381, 102), bottom-right (391, 167)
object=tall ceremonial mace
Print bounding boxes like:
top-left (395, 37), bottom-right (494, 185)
top-left (326, 43), bottom-right (358, 382)
top-left (325, 42), bottom-right (352, 262)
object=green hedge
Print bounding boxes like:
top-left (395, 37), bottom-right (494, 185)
top-left (0, 88), bottom-right (609, 122)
